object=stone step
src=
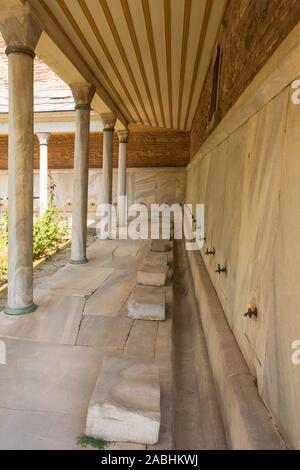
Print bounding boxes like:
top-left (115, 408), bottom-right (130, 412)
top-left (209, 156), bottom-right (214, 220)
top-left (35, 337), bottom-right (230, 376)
top-left (137, 265), bottom-right (168, 287)
top-left (127, 285), bottom-right (166, 321)
top-left (86, 356), bottom-right (161, 445)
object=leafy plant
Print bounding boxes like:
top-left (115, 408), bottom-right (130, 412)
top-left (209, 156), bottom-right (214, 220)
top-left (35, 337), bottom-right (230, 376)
top-left (0, 209), bottom-right (8, 247)
top-left (77, 433), bottom-right (110, 450)
top-left (33, 207), bottom-right (69, 260)
top-left (0, 256), bottom-right (8, 285)
top-left (0, 206), bottom-right (70, 285)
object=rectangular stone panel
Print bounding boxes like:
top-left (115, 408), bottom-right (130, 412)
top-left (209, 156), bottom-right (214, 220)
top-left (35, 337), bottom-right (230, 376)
top-left (0, 291), bottom-right (84, 345)
top-left (38, 265), bottom-right (113, 297)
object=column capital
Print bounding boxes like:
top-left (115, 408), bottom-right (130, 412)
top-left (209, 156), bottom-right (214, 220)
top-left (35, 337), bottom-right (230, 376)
top-left (70, 83), bottom-right (96, 109)
top-left (117, 129), bottom-right (129, 144)
top-left (0, 3), bottom-right (43, 54)
top-left (100, 112), bottom-right (117, 131)
top-left (37, 132), bottom-right (51, 146)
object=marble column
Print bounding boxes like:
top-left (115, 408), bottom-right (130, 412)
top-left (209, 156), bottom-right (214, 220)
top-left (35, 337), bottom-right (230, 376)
top-left (100, 113), bottom-right (117, 238)
top-left (117, 130), bottom-right (129, 227)
top-left (37, 132), bottom-right (50, 218)
top-left (70, 83), bottom-right (95, 264)
top-left (0, 5), bottom-right (42, 315)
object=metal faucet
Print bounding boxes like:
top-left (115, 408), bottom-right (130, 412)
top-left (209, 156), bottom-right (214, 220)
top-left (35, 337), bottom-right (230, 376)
top-left (216, 264), bottom-right (226, 274)
top-left (244, 304), bottom-right (257, 318)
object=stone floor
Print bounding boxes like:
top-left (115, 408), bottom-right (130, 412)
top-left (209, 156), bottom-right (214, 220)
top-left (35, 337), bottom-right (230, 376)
top-left (0, 235), bottom-right (227, 450)
top-left (0, 236), bottom-right (173, 450)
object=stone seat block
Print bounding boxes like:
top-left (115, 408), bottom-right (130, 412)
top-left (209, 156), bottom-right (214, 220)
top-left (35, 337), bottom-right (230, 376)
top-left (137, 265), bottom-right (168, 287)
top-left (127, 285), bottom-right (166, 321)
top-left (150, 240), bottom-right (170, 252)
top-left (86, 356), bottom-right (160, 445)
top-left (144, 253), bottom-right (168, 267)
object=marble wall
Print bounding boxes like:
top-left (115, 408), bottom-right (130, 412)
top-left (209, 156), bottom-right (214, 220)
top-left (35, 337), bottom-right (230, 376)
top-left (186, 82), bottom-right (300, 448)
top-left (0, 167), bottom-right (186, 217)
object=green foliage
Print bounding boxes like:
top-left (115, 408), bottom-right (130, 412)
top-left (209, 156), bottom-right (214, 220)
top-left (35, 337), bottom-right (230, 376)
top-left (0, 209), bottom-right (8, 248)
top-left (33, 207), bottom-right (69, 260)
top-left (0, 256), bottom-right (8, 285)
top-left (77, 434), bottom-right (110, 450)
top-left (0, 206), bottom-right (70, 285)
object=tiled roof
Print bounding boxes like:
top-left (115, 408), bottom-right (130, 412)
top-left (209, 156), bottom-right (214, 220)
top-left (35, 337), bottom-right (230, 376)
top-left (0, 34), bottom-right (74, 113)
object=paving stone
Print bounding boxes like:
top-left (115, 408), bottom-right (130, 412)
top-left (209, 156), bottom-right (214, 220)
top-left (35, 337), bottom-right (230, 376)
top-left (0, 337), bottom-right (104, 420)
top-left (38, 265), bottom-right (113, 297)
top-left (83, 270), bottom-right (136, 317)
top-left (86, 356), bottom-right (160, 445)
top-left (77, 315), bottom-right (133, 349)
top-left (137, 265), bottom-right (168, 286)
top-left (0, 291), bottom-right (84, 345)
top-left (125, 320), bottom-right (158, 360)
top-left (127, 285), bottom-right (166, 321)
top-left (0, 408), bottom-right (86, 450)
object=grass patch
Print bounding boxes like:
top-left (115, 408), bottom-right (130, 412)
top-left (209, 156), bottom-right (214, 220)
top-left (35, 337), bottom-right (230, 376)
top-left (77, 433), bottom-right (110, 450)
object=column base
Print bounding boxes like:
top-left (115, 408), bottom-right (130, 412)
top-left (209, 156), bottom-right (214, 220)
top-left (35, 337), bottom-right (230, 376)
top-left (3, 303), bottom-right (37, 315)
top-left (70, 258), bottom-right (88, 265)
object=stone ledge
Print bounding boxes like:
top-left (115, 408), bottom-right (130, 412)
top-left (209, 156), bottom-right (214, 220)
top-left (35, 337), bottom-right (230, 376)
top-left (186, 246), bottom-right (285, 450)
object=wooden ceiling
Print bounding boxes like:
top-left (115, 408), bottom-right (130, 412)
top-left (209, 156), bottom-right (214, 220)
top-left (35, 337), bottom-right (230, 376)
top-left (31, 0), bottom-right (227, 130)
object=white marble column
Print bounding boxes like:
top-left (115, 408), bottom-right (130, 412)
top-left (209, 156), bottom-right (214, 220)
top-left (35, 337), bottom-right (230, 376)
top-left (100, 113), bottom-right (117, 205)
top-left (70, 83), bottom-right (95, 264)
top-left (117, 129), bottom-right (129, 227)
top-left (37, 132), bottom-right (50, 217)
top-left (100, 113), bottom-right (117, 238)
top-left (0, 5), bottom-right (42, 315)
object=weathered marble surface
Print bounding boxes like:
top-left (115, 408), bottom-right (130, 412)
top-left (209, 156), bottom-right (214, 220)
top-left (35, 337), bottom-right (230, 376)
top-left (144, 253), bottom-right (168, 267)
top-left (0, 169), bottom-right (186, 215)
top-left (86, 356), bottom-right (160, 444)
top-left (70, 84), bottom-right (95, 263)
top-left (77, 315), bottom-right (133, 348)
top-left (38, 265), bottom-right (113, 297)
top-left (128, 285), bottom-right (166, 321)
top-left (151, 240), bottom-right (170, 252)
top-left (137, 265), bottom-right (168, 287)
top-left (0, 337), bottom-right (104, 449)
top-left (186, 82), bottom-right (300, 448)
top-left (0, 291), bottom-right (84, 345)
top-left (83, 270), bottom-right (136, 317)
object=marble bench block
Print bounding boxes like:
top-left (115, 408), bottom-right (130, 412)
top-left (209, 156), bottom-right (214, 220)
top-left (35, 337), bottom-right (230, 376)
top-left (86, 356), bottom-right (161, 445)
top-left (127, 285), bottom-right (166, 321)
top-left (144, 253), bottom-right (168, 267)
top-left (150, 240), bottom-right (170, 252)
top-left (137, 265), bottom-right (168, 287)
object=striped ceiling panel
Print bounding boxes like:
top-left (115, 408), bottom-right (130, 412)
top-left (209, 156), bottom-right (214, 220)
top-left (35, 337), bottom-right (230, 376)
top-left (30, 0), bottom-right (227, 130)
